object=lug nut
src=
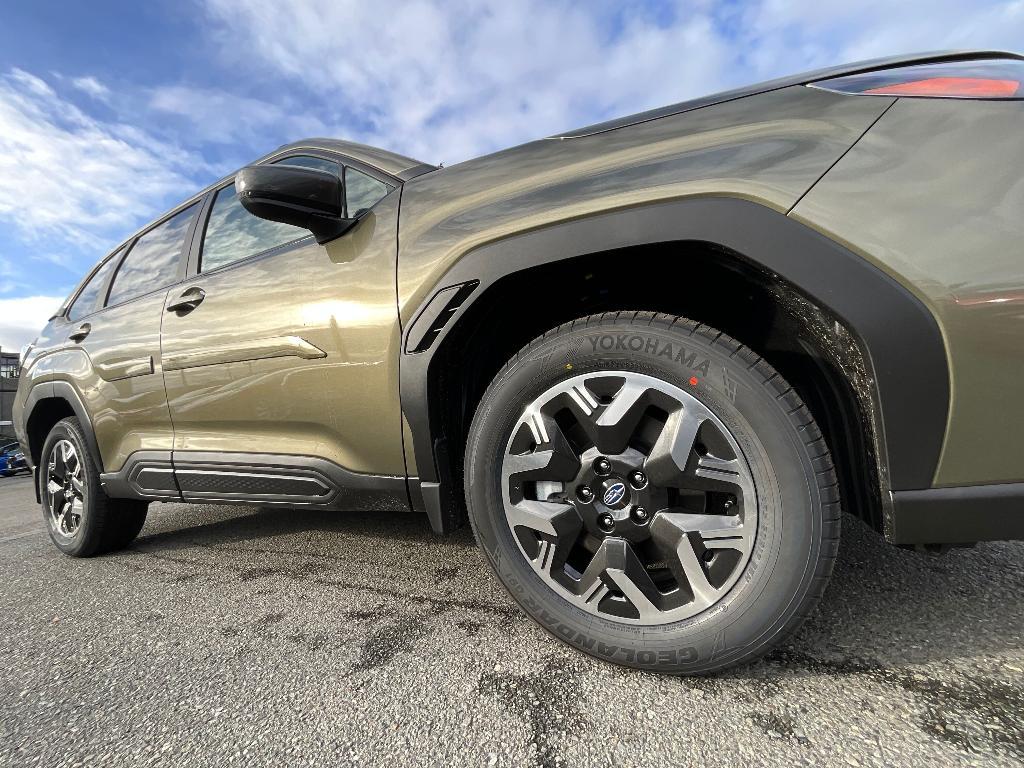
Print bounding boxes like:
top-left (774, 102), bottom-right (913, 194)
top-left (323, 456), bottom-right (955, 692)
top-left (594, 457), bottom-right (612, 476)
top-left (577, 485), bottom-right (594, 503)
top-left (631, 505), bottom-right (649, 524)
top-left (723, 499), bottom-right (735, 512)
top-left (630, 470), bottom-right (647, 489)
top-left (598, 513), bottom-right (615, 532)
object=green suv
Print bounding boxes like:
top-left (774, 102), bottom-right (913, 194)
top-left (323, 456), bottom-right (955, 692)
top-left (13, 51), bottom-right (1024, 673)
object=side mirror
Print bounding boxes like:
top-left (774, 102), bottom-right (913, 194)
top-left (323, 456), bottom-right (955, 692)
top-left (235, 165), bottom-right (356, 244)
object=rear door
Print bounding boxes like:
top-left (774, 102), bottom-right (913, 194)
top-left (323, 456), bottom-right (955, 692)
top-left (62, 202), bottom-right (200, 479)
top-left (159, 152), bottom-right (406, 504)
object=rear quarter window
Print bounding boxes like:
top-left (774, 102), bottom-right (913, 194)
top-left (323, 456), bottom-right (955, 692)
top-left (67, 247), bottom-right (123, 321)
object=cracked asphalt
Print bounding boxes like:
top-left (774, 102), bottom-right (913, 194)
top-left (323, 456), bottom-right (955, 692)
top-left (1, 472), bottom-right (1022, 767)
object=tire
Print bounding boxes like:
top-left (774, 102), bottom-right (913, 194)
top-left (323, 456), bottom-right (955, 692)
top-left (39, 417), bottom-right (149, 557)
top-left (465, 311), bottom-right (840, 674)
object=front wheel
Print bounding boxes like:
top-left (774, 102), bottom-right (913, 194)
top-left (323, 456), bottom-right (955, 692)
top-left (465, 312), bottom-right (840, 674)
top-left (39, 417), bottom-right (149, 557)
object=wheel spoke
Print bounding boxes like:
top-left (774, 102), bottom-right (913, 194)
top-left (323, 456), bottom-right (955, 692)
top-left (644, 405), bottom-right (708, 485)
top-left (651, 511), bottom-right (751, 606)
top-left (508, 499), bottom-right (585, 583)
top-left (603, 539), bottom-right (664, 621)
top-left (56, 499), bottom-right (72, 534)
top-left (693, 452), bottom-right (751, 495)
top-left (504, 414), bottom-right (580, 483)
top-left (65, 444), bottom-right (79, 474)
top-left (674, 533), bottom-right (718, 606)
top-left (655, 511), bottom-right (746, 537)
top-left (594, 377), bottom-right (647, 427)
top-left (583, 580), bottom-right (610, 606)
top-left (506, 500), bottom-right (576, 537)
top-left (575, 377), bottom-right (652, 456)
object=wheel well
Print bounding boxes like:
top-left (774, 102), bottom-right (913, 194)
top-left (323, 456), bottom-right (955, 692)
top-left (25, 397), bottom-right (75, 466)
top-left (427, 241), bottom-right (884, 532)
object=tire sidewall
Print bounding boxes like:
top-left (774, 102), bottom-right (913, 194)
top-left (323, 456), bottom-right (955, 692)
top-left (466, 318), bottom-right (825, 673)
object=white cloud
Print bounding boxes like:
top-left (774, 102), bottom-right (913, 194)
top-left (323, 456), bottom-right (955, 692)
top-left (732, 0), bottom-right (1024, 74)
top-left (202, 0), bottom-right (1024, 164)
top-left (0, 295), bottom-right (64, 350)
top-left (70, 75), bottom-right (111, 101)
top-left (149, 84), bottom-right (328, 145)
top-left (0, 68), bottom-right (205, 253)
top-left (202, 0), bottom-right (738, 163)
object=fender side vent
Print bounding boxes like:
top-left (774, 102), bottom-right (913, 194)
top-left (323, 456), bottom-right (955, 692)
top-left (405, 280), bottom-right (479, 353)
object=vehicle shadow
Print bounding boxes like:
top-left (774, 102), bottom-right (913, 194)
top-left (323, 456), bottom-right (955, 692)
top-left (131, 503), bottom-right (1022, 669)
top-left (135, 502), bottom-right (476, 550)
top-left (761, 515), bottom-right (1024, 670)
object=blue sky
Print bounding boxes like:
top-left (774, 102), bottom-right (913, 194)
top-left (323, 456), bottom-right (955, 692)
top-left (1, 0), bottom-right (1022, 349)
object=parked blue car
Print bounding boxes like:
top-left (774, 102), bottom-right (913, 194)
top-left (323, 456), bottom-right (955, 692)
top-left (0, 441), bottom-right (29, 477)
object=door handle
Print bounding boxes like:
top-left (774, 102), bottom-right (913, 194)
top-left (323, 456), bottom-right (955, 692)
top-left (68, 323), bottom-right (91, 343)
top-left (166, 287), bottom-right (206, 314)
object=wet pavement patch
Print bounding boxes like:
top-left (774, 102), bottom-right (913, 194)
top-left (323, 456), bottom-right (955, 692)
top-left (478, 655), bottom-right (586, 768)
top-left (766, 649), bottom-right (1024, 760)
top-left (349, 615), bottom-right (433, 674)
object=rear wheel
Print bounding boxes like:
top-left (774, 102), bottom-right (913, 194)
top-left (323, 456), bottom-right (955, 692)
top-left (39, 417), bottom-right (148, 557)
top-left (465, 311), bottom-right (840, 674)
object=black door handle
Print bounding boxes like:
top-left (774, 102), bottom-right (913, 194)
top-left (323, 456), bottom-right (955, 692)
top-left (69, 323), bottom-right (91, 343)
top-left (166, 287), bottom-right (206, 314)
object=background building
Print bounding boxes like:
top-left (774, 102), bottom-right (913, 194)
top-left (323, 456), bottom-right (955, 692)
top-left (0, 350), bottom-right (20, 441)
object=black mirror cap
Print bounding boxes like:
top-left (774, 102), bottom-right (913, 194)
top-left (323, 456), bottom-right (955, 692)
top-left (236, 165), bottom-right (356, 244)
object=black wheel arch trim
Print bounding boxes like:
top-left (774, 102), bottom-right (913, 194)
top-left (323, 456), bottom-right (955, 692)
top-left (400, 197), bottom-right (949, 531)
top-left (22, 381), bottom-right (104, 475)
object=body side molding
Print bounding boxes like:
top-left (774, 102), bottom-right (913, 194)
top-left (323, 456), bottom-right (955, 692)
top-left (162, 335), bottom-right (326, 372)
top-left (399, 197), bottom-right (949, 532)
top-left (95, 355), bottom-right (155, 381)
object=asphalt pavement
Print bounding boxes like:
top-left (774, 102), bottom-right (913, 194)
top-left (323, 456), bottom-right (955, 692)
top-left (1, 471), bottom-right (1021, 767)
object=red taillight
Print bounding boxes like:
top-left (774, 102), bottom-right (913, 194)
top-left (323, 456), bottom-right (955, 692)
top-left (863, 77), bottom-right (1019, 98)
top-left (812, 57), bottom-right (1024, 100)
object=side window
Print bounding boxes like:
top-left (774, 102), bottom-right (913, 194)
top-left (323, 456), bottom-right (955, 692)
top-left (273, 155), bottom-right (340, 176)
top-left (345, 167), bottom-right (390, 217)
top-left (67, 247), bottom-right (123, 321)
top-left (107, 204), bottom-right (198, 307)
top-left (201, 183), bottom-right (308, 273)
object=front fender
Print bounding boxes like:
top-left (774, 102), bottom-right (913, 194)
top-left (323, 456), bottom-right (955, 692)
top-left (399, 197), bottom-right (949, 529)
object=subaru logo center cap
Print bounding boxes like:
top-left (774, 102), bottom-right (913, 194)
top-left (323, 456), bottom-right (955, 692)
top-left (602, 481), bottom-right (627, 508)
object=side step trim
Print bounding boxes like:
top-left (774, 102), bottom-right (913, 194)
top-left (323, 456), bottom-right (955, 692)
top-left (889, 483), bottom-right (1024, 544)
top-left (100, 451), bottom-right (409, 512)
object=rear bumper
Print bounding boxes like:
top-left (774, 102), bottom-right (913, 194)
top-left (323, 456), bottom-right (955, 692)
top-left (889, 483), bottom-right (1024, 544)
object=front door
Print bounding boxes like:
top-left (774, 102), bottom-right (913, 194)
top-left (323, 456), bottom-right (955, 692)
top-left (159, 155), bottom-right (406, 505)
